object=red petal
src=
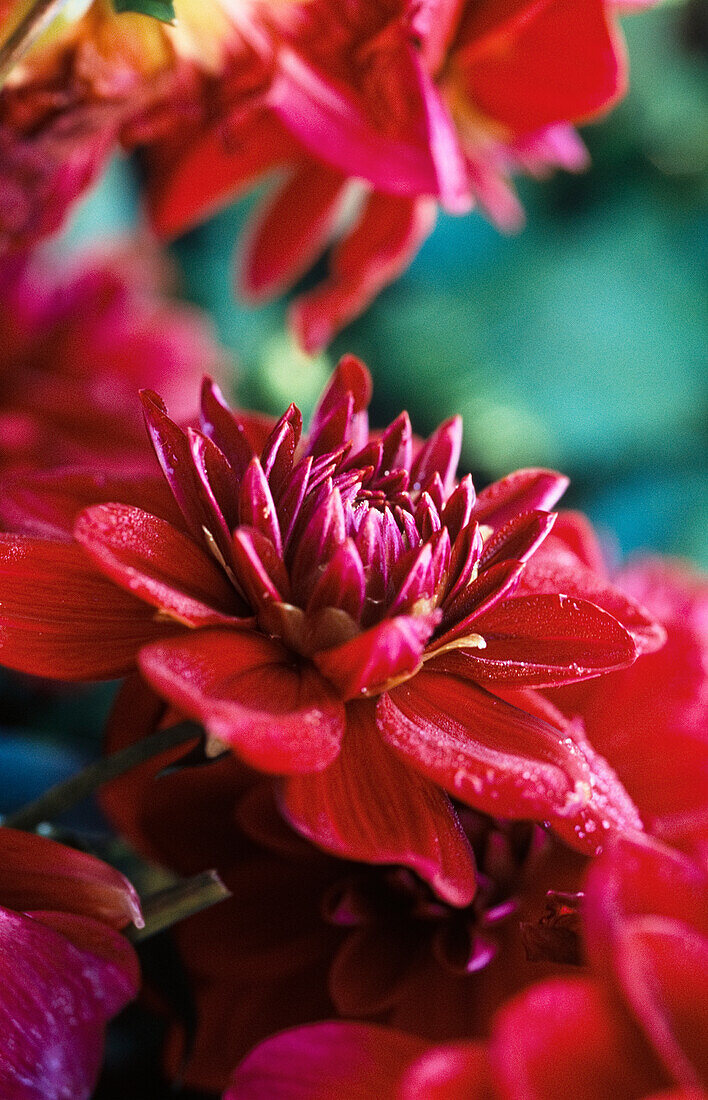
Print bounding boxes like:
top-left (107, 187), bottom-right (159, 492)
top-left (227, 1022), bottom-right (427, 1100)
top-left (291, 194), bottom-right (436, 353)
top-left (0, 467), bottom-right (183, 539)
top-left (0, 829), bottom-right (141, 930)
top-left (307, 539), bottom-right (365, 622)
top-left (74, 504), bottom-right (248, 627)
top-left (0, 908), bottom-right (139, 1100)
top-left (520, 537), bottom-right (667, 656)
top-left (200, 377), bottom-right (259, 481)
top-left (0, 535), bottom-right (174, 679)
top-left (437, 593), bottom-right (637, 687)
top-left (148, 110), bottom-right (296, 238)
top-left (314, 614), bottom-right (437, 699)
top-left (281, 699), bottom-right (477, 906)
top-left (478, 509), bottom-right (556, 570)
top-left (240, 163), bottom-right (347, 301)
top-left (379, 670), bottom-right (591, 826)
top-left (138, 629), bottom-right (345, 774)
top-left (435, 559), bottom-right (523, 648)
top-left (457, 0), bottom-right (626, 134)
top-left (471, 468), bottom-right (569, 531)
top-left (400, 1041), bottom-right (492, 1100)
top-left (410, 417), bottom-right (463, 497)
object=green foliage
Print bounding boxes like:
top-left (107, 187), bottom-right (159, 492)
top-left (112, 0), bottom-right (175, 23)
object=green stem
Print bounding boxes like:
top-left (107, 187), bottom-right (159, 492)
top-left (2, 721), bottom-right (201, 831)
top-left (127, 870), bottom-right (231, 942)
top-left (0, 0), bottom-right (73, 84)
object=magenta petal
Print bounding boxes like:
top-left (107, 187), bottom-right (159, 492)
top-left (0, 907), bottom-right (138, 1100)
top-left (281, 700), bottom-right (477, 906)
top-left (400, 1040), bottom-right (491, 1100)
top-left (307, 538), bottom-right (365, 622)
top-left (199, 377), bottom-right (259, 481)
top-left (239, 457), bottom-right (283, 555)
top-left (74, 504), bottom-right (247, 627)
top-left (377, 670), bottom-right (632, 851)
top-left (438, 594), bottom-right (637, 687)
top-left (138, 629), bottom-right (345, 774)
top-left (0, 535), bottom-right (173, 679)
top-left (314, 614), bottom-right (438, 699)
top-left (410, 416), bottom-right (463, 496)
top-left (232, 527), bottom-right (290, 608)
top-left (478, 509), bottom-right (556, 570)
top-left (471, 468), bottom-right (569, 531)
top-left (227, 1022), bottom-right (427, 1100)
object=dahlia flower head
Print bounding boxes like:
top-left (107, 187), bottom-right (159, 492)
top-left (0, 357), bottom-right (665, 905)
top-left (148, 0), bottom-right (658, 350)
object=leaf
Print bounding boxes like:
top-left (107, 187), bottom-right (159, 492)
top-left (112, 0), bottom-right (176, 23)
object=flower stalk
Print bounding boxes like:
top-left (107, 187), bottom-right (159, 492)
top-left (0, 0), bottom-right (73, 84)
top-left (127, 870), bottom-right (231, 943)
top-left (2, 721), bottom-right (202, 831)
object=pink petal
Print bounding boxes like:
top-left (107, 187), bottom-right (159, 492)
top-left (306, 539), bottom-right (366, 622)
top-left (0, 908), bottom-right (139, 1100)
top-left (0, 535), bottom-right (174, 679)
top-left (227, 1022), bottom-right (427, 1100)
top-left (410, 417), bottom-right (463, 497)
top-left (314, 614), bottom-right (438, 699)
top-left (240, 163), bottom-right (347, 301)
top-left (74, 504), bottom-right (247, 627)
top-left (400, 1041), bottom-right (491, 1100)
top-left (489, 976), bottom-right (662, 1100)
top-left (138, 628), bottom-right (345, 774)
top-left (437, 593), bottom-right (637, 687)
top-left (281, 699), bottom-right (477, 906)
top-left (471, 468), bottom-right (569, 531)
top-left (0, 829), bottom-right (141, 930)
top-left (290, 194), bottom-right (436, 353)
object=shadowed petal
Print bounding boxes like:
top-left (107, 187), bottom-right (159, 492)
top-left (281, 699), bottom-right (477, 906)
top-left (227, 1022), bottom-right (427, 1100)
top-left (74, 504), bottom-right (248, 627)
top-left (0, 829), bottom-right (141, 930)
top-left (0, 535), bottom-right (174, 679)
top-left (139, 629), bottom-right (345, 774)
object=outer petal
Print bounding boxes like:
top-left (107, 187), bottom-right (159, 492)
top-left (471, 468), bottom-right (569, 532)
top-left (74, 503), bottom-right (248, 626)
top-left (0, 830), bottom-right (141, 931)
top-left (520, 536), bottom-right (666, 655)
top-left (280, 699), bottom-right (477, 906)
top-left (435, 593), bottom-right (637, 687)
top-left (227, 1022), bottom-right (427, 1100)
top-left (138, 628), bottom-right (345, 774)
top-left (0, 907), bottom-right (139, 1100)
top-left (378, 670), bottom-right (640, 854)
top-left (399, 1041), bottom-right (492, 1100)
top-left (0, 535), bottom-right (175, 679)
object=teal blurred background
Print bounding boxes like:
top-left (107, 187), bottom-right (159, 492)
top-left (65, 0), bottom-right (707, 565)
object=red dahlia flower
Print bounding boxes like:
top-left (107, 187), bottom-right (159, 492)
top-left (227, 834), bottom-right (708, 1100)
top-left (0, 357), bottom-right (661, 900)
top-left (148, 0), bottom-right (655, 350)
top-left (0, 244), bottom-right (226, 472)
top-left (0, 827), bottom-right (141, 1099)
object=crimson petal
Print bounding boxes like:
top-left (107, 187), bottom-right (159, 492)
top-left (138, 629), bottom-right (345, 774)
top-left (471, 468), bottom-right (569, 531)
top-left (435, 594), bottom-right (637, 687)
top-left (0, 535), bottom-right (174, 679)
top-left (315, 614), bottom-right (438, 699)
top-left (281, 700), bottom-right (477, 906)
top-left (74, 504), bottom-right (248, 627)
top-left (377, 670), bottom-right (637, 852)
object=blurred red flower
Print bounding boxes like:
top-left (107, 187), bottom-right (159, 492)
top-left (0, 356), bottom-right (660, 897)
top-left (0, 827), bottom-right (141, 1099)
top-left (147, 0), bottom-right (654, 350)
top-left (0, 244), bottom-right (227, 473)
top-left (226, 833), bottom-right (708, 1100)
